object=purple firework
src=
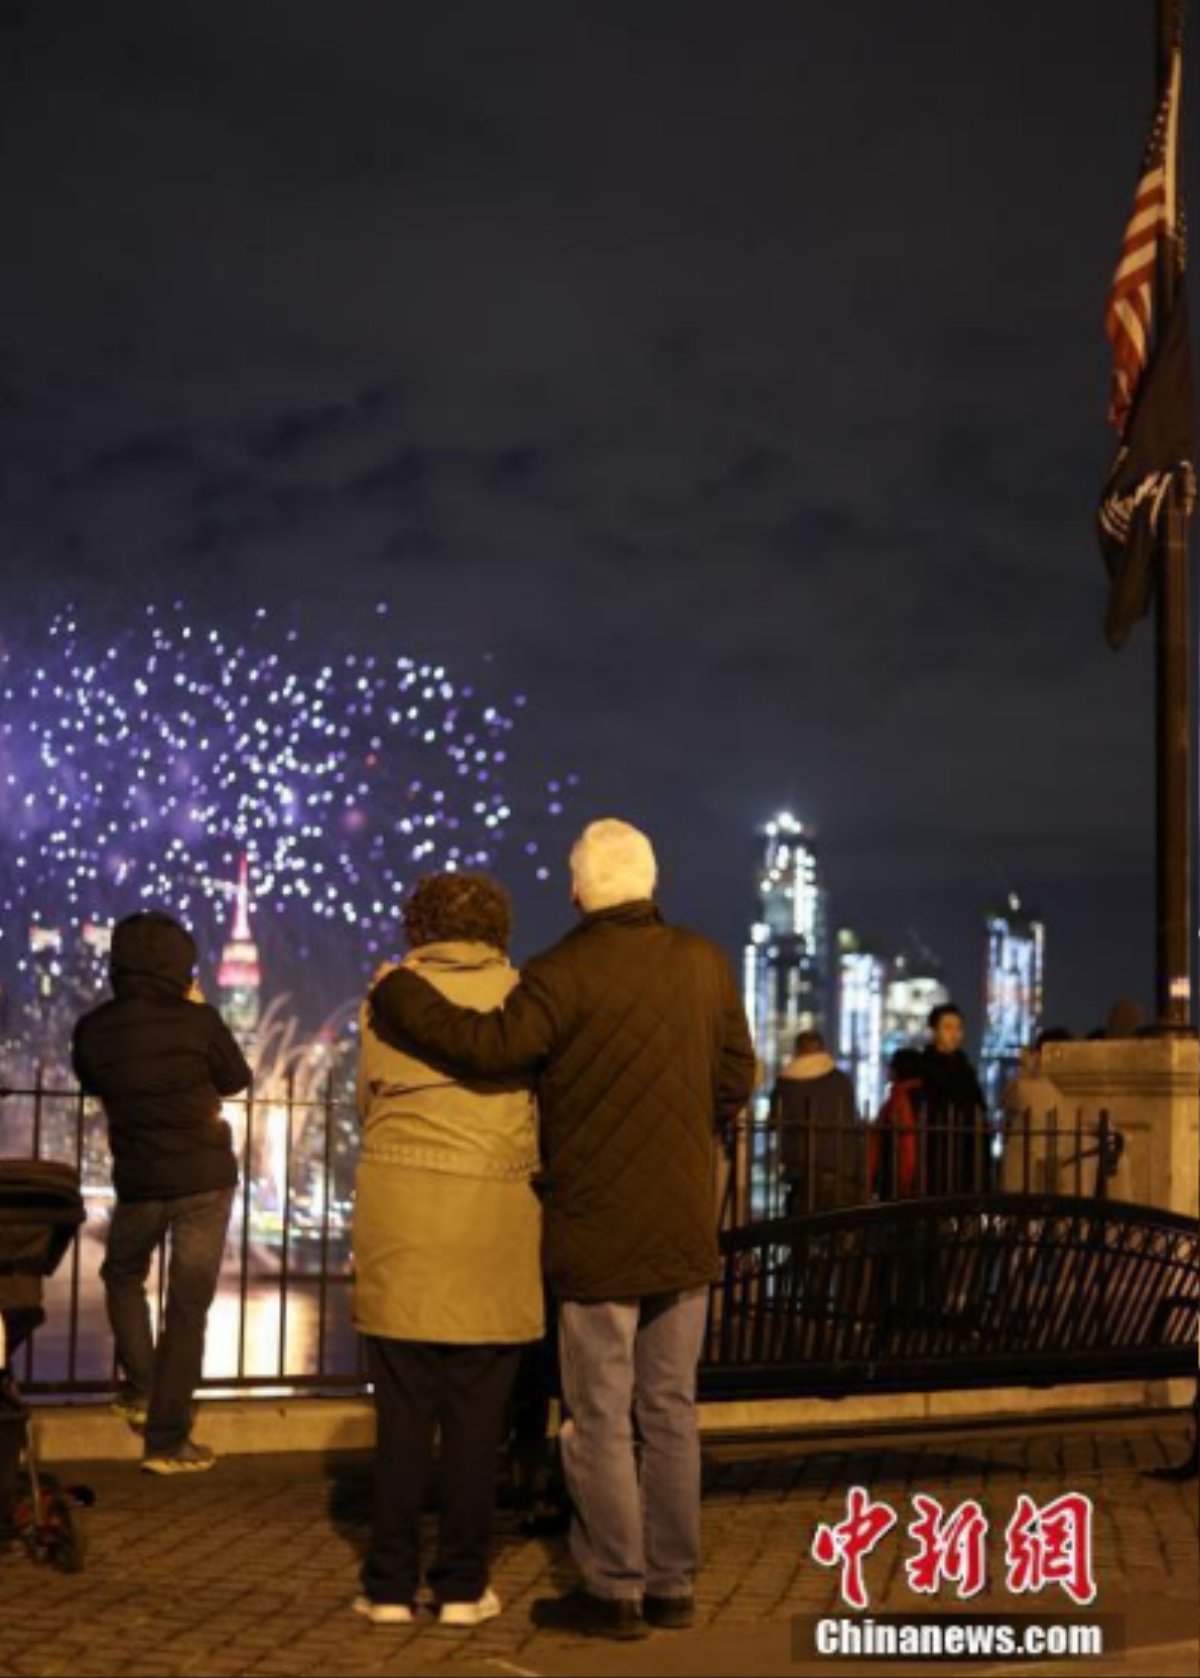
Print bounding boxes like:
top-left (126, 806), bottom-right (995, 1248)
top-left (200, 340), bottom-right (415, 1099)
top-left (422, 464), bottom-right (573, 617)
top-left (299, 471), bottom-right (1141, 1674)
top-left (0, 603), bottom-right (577, 986)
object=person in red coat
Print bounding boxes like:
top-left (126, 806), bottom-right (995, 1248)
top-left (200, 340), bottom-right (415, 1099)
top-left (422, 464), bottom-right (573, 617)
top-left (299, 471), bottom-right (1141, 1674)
top-left (869, 1048), bottom-right (926, 1200)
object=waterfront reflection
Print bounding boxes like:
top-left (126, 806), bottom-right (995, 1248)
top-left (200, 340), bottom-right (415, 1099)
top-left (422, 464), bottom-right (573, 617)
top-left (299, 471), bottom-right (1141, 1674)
top-left (23, 1219), bottom-right (361, 1394)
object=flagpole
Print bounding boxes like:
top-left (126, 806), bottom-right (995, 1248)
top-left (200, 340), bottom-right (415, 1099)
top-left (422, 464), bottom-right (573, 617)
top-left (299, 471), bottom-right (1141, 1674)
top-left (1153, 0), bottom-right (1195, 1032)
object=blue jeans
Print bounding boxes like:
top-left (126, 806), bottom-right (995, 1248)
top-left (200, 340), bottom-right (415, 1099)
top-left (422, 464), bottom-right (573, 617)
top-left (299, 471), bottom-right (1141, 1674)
top-left (557, 1287), bottom-right (709, 1603)
top-left (102, 1187), bottom-right (235, 1453)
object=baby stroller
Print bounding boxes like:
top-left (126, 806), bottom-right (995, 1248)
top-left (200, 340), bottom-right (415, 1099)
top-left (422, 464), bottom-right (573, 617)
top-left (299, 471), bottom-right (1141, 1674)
top-left (0, 1159), bottom-right (90, 1571)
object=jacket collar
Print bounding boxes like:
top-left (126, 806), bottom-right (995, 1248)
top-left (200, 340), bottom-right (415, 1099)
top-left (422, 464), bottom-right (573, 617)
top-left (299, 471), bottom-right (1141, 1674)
top-left (578, 899), bottom-right (663, 931)
top-left (406, 940), bottom-right (510, 972)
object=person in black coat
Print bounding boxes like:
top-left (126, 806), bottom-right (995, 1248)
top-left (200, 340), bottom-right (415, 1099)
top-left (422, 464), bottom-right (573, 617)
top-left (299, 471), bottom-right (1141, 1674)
top-left (921, 1002), bottom-right (988, 1195)
top-left (773, 1030), bottom-right (862, 1212)
top-left (73, 911), bottom-right (251, 1475)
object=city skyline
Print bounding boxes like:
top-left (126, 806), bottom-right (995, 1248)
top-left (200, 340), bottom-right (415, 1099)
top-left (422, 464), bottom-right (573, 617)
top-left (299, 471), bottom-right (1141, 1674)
top-left (5, 801), bottom-right (1041, 1075)
top-left (743, 810), bottom-right (1042, 1113)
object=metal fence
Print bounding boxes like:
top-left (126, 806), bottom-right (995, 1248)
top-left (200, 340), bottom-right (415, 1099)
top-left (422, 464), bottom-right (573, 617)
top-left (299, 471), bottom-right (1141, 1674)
top-left (717, 1101), bottom-right (1126, 1233)
top-left (1, 1074), bottom-right (364, 1397)
top-left (2, 1072), bottom-right (1126, 1398)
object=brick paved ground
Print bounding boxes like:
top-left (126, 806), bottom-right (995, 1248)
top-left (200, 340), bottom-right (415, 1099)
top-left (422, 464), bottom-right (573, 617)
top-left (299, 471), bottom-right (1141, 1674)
top-left (0, 1413), bottom-right (1194, 1677)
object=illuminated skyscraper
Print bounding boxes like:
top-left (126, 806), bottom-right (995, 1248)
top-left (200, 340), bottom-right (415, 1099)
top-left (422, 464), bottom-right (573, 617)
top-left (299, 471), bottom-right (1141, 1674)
top-left (981, 893), bottom-right (1045, 1106)
top-left (28, 925), bottom-right (65, 1010)
top-left (79, 921), bottom-right (113, 1005)
top-left (743, 812), bottom-right (830, 1102)
top-left (836, 930), bottom-right (886, 1114)
top-left (218, 855), bottom-right (263, 1047)
top-left (882, 949), bottom-right (950, 1062)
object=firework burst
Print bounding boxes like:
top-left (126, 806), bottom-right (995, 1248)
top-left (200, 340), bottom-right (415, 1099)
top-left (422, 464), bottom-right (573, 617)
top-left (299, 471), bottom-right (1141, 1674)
top-left (0, 602), bottom-right (577, 993)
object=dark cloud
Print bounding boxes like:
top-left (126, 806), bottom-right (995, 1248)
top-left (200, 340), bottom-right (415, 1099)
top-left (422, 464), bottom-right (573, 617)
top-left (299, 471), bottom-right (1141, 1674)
top-left (0, 0), bottom-right (1191, 1030)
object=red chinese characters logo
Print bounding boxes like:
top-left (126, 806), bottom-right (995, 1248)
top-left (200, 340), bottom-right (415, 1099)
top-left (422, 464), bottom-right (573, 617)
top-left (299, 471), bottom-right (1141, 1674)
top-left (811, 1488), bottom-right (1099, 1611)
top-left (905, 1495), bottom-right (989, 1600)
top-left (811, 1486), bottom-right (898, 1611)
top-left (1005, 1493), bottom-right (1097, 1607)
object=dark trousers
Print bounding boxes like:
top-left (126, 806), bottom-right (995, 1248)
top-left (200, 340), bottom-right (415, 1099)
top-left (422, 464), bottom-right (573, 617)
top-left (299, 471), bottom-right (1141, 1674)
top-left (102, 1187), bottom-right (234, 1454)
top-left (508, 1299), bottom-right (562, 1508)
top-left (364, 1336), bottom-right (522, 1607)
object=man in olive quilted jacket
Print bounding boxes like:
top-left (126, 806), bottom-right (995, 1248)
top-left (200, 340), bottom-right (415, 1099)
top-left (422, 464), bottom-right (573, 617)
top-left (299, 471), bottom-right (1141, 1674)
top-left (371, 819), bottom-right (757, 1640)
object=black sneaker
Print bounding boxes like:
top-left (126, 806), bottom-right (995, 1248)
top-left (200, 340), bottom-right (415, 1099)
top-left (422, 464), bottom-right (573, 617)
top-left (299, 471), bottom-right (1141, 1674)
top-left (531, 1589), bottom-right (648, 1641)
top-left (644, 1594), bottom-right (696, 1630)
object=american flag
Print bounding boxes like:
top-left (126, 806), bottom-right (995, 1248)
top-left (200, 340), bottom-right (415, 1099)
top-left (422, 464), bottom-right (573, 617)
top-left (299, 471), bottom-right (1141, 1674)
top-left (1105, 45), bottom-right (1182, 434)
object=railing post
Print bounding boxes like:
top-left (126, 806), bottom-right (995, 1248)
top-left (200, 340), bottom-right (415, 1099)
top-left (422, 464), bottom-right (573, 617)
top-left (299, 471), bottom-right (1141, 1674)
top-left (317, 1071), bottom-right (335, 1380)
top-left (67, 1083), bottom-right (86, 1387)
top-left (278, 1072), bottom-right (296, 1380)
top-left (1023, 1103), bottom-right (1034, 1193)
top-left (237, 1083), bottom-right (254, 1385)
top-left (1096, 1110), bottom-right (1110, 1203)
top-left (31, 1063), bottom-right (44, 1161)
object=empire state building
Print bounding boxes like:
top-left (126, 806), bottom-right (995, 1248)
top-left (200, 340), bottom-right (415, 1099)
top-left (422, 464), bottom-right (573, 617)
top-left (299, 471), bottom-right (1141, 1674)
top-left (217, 854), bottom-right (262, 1047)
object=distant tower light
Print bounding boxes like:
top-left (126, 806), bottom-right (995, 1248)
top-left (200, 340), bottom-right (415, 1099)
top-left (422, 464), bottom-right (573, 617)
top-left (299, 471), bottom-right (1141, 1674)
top-left (218, 854), bottom-right (263, 1046)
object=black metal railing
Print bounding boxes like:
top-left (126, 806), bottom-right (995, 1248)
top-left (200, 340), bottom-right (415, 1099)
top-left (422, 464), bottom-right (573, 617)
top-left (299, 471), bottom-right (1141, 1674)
top-left (717, 1103), bottom-right (1126, 1234)
top-left (1, 1071), bottom-right (1130, 1398)
top-left (702, 1195), bottom-right (1200, 1398)
top-left (0, 1074), bottom-right (364, 1397)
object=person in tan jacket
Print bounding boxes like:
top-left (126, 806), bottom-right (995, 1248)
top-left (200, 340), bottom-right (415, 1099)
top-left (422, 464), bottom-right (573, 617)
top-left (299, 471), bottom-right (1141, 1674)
top-left (352, 872), bottom-right (543, 1630)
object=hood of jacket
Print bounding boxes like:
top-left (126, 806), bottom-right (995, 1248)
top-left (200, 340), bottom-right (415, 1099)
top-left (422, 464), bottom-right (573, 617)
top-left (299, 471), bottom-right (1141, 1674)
top-left (575, 899), bottom-right (663, 933)
top-left (110, 912), bottom-right (196, 1001)
top-left (404, 940), bottom-right (511, 975)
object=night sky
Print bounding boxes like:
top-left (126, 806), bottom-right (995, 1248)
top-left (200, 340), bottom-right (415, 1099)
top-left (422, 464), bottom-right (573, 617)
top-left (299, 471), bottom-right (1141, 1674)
top-left (1, 0), bottom-right (1196, 1035)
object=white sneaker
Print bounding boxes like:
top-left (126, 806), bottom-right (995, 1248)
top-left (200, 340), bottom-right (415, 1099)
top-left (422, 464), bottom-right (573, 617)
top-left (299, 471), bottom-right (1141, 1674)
top-left (352, 1595), bottom-right (415, 1626)
top-left (439, 1588), bottom-right (502, 1629)
top-left (141, 1440), bottom-right (216, 1476)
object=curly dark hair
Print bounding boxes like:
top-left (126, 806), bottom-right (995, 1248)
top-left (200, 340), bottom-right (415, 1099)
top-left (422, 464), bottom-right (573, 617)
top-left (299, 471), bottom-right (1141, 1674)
top-left (402, 871), bottom-right (513, 953)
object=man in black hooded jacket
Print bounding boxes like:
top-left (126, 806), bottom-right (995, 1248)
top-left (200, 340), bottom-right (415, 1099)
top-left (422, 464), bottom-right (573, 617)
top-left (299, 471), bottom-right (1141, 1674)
top-left (921, 1002), bottom-right (988, 1194)
top-left (73, 911), bottom-right (251, 1474)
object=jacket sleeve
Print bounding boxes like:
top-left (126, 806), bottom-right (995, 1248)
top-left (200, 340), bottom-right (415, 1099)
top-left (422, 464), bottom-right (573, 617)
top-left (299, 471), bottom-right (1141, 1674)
top-left (370, 957), bottom-right (564, 1080)
top-left (71, 1019), bottom-right (98, 1096)
top-left (206, 1010), bottom-right (253, 1097)
top-left (715, 958), bottom-right (758, 1128)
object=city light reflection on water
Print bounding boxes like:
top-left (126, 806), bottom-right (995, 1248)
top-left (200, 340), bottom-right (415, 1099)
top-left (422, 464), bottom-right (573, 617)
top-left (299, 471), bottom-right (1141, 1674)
top-left (2, 1084), bottom-right (365, 1393)
top-left (25, 1217), bottom-right (362, 1393)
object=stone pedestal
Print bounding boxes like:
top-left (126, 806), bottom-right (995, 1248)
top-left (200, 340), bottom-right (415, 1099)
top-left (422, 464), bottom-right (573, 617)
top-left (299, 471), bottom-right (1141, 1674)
top-left (1040, 1036), bottom-right (1199, 1217)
